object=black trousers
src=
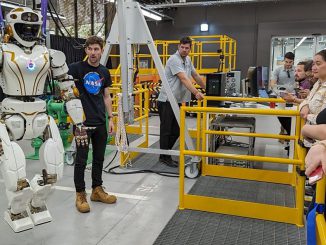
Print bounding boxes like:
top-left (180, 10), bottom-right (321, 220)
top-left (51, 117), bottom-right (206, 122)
top-left (157, 101), bottom-right (180, 159)
top-left (74, 124), bottom-right (107, 192)
top-left (278, 117), bottom-right (291, 135)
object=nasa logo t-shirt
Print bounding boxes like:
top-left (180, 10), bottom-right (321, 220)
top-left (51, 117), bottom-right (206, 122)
top-left (68, 61), bottom-right (112, 126)
top-left (83, 72), bottom-right (104, 95)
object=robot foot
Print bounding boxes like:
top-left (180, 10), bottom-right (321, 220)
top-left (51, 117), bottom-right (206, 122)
top-left (17, 178), bottom-right (30, 191)
top-left (41, 169), bottom-right (57, 185)
top-left (27, 203), bottom-right (52, 225)
top-left (4, 210), bottom-right (34, 232)
top-left (29, 175), bottom-right (53, 225)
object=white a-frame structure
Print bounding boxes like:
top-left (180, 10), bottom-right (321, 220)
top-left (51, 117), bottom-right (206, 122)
top-left (100, 0), bottom-right (199, 171)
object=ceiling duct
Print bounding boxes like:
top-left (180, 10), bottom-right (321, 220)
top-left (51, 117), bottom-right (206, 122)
top-left (145, 0), bottom-right (283, 9)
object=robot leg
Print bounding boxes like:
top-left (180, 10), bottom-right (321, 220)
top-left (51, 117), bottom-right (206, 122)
top-left (28, 116), bottom-right (64, 225)
top-left (0, 123), bottom-right (34, 232)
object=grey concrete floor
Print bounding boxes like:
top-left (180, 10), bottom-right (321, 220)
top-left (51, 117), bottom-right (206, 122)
top-left (0, 114), bottom-right (291, 245)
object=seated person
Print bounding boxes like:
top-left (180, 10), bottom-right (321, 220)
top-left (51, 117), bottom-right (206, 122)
top-left (279, 60), bottom-right (315, 140)
top-left (282, 60), bottom-right (315, 104)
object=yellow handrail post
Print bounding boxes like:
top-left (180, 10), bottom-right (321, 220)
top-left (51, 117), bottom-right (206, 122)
top-left (315, 177), bottom-right (326, 245)
top-left (179, 106), bottom-right (186, 210)
top-left (201, 98), bottom-right (208, 173)
top-left (145, 87), bottom-right (149, 146)
top-left (196, 100), bottom-right (202, 152)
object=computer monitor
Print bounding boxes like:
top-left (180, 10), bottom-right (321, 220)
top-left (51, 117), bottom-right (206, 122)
top-left (256, 66), bottom-right (268, 89)
top-left (246, 67), bottom-right (258, 97)
top-left (205, 73), bottom-right (226, 107)
top-left (246, 66), bottom-right (268, 97)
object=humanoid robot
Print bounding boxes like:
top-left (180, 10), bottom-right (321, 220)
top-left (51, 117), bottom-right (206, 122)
top-left (0, 7), bottom-right (87, 232)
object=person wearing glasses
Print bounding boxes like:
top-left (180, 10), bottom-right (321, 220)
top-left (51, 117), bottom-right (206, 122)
top-left (270, 52), bottom-right (296, 91)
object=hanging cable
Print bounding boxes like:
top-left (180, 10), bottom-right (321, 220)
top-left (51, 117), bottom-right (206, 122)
top-left (48, 0), bottom-right (84, 49)
top-left (115, 93), bottom-right (129, 157)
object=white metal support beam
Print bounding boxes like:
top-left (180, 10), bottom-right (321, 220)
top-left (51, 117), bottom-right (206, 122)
top-left (100, 0), bottom-right (196, 153)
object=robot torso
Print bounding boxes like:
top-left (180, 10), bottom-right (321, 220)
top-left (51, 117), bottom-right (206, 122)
top-left (1, 43), bottom-right (50, 96)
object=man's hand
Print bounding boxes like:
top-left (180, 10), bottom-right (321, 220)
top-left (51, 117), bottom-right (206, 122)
top-left (300, 105), bottom-right (310, 119)
top-left (195, 91), bottom-right (204, 100)
top-left (282, 92), bottom-right (295, 103)
top-left (298, 89), bottom-right (310, 99)
top-left (305, 143), bottom-right (326, 176)
top-left (74, 125), bottom-right (88, 147)
top-left (108, 118), bottom-right (114, 133)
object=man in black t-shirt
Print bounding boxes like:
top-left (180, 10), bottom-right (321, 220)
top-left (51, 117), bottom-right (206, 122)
top-left (68, 36), bottom-right (116, 213)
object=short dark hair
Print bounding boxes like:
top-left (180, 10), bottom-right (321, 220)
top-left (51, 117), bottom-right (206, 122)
top-left (179, 36), bottom-right (192, 46)
top-left (85, 35), bottom-right (104, 49)
top-left (297, 61), bottom-right (306, 67)
top-left (316, 50), bottom-right (326, 62)
top-left (284, 52), bottom-right (295, 60)
top-left (297, 60), bottom-right (313, 72)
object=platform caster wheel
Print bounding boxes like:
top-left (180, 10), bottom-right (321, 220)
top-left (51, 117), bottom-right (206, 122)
top-left (65, 152), bottom-right (75, 165)
top-left (185, 165), bottom-right (199, 179)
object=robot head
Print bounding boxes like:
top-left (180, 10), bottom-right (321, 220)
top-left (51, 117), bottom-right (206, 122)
top-left (5, 7), bottom-right (43, 48)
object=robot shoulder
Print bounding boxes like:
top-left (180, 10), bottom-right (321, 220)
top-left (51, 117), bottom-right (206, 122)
top-left (48, 49), bottom-right (67, 68)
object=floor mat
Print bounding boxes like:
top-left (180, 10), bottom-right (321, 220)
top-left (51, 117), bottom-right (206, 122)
top-left (154, 176), bottom-right (306, 245)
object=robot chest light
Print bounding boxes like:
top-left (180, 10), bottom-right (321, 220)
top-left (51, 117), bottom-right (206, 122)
top-left (27, 59), bottom-right (36, 71)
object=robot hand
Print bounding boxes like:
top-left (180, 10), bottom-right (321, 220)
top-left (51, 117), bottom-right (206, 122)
top-left (74, 125), bottom-right (88, 147)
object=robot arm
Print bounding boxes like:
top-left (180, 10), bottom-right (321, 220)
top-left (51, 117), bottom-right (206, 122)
top-left (49, 49), bottom-right (87, 147)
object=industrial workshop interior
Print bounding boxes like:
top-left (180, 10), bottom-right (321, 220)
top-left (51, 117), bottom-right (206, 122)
top-left (0, 0), bottom-right (326, 244)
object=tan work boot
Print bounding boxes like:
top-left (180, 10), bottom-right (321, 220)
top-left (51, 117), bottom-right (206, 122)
top-left (90, 186), bottom-right (117, 204)
top-left (76, 191), bottom-right (90, 213)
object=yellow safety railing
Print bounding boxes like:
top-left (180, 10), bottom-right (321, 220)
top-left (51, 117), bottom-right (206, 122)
top-left (315, 176), bottom-right (326, 245)
top-left (109, 35), bottom-right (236, 75)
top-left (179, 96), bottom-right (306, 227)
top-left (109, 84), bottom-right (150, 166)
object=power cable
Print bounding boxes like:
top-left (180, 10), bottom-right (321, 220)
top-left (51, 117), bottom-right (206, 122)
top-left (103, 165), bottom-right (179, 178)
top-left (102, 134), bottom-right (179, 178)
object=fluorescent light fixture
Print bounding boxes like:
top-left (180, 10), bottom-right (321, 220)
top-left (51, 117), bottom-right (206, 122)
top-left (0, 2), bottom-right (19, 9)
top-left (293, 36), bottom-right (307, 50)
top-left (105, 0), bottom-right (115, 2)
top-left (200, 23), bottom-right (208, 32)
top-left (47, 12), bottom-right (66, 20)
top-left (0, 2), bottom-right (66, 20)
top-left (141, 8), bottom-right (162, 21)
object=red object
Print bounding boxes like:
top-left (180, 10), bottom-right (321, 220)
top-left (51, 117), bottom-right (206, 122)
top-left (270, 102), bottom-right (276, 108)
top-left (308, 166), bottom-right (324, 185)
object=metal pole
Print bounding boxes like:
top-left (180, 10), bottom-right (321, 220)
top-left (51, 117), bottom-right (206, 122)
top-left (90, 0), bottom-right (94, 35)
top-left (104, 2), bottom-right (110, 37)
top-left (312, 33), bottom-right (321, 55)
top-left (74, 0), bottom-right (78, 38)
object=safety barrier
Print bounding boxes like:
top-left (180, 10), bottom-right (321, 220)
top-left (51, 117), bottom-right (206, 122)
top-left (109, 35), bottom-right (236, 75)
top-left (179, 96), bottom-right (306, 226)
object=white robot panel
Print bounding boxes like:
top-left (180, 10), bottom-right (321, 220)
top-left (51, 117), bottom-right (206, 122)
top-left (2, 97), bottom-right (47, 139)
top-left (2, 43), bottom-right (49, 96)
